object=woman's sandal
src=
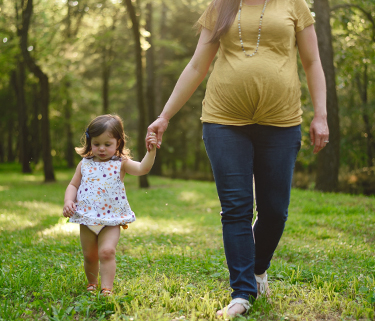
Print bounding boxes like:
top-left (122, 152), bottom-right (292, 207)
top-left (255, 273), bottom-right (270, 297)
top-left (86, 284), bottom-right (97, 292)
top-left (216, 298), bottom-right (251, 318)
top-left (100, 288), bottom-right (113, 297)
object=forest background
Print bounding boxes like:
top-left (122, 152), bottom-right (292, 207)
top-left (0, 0), bottom-right (374, 194)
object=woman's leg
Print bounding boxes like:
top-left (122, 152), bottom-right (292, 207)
top-left (251, 125), bottom-right (301, 275)
top-left (203, 123), bottom-right (257, 301)
top-left (98, 226), bottom-right (120, 290)
top-left (80, 225), bottom-right (99, 285)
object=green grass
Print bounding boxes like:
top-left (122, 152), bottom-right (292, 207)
top-left (0, 163), bottom-right (374, 320)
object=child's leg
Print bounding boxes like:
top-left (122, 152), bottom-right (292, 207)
top-left (80, 225), bottom-right (99, 285)
top-left (98, 226), bottom-right (120, 290)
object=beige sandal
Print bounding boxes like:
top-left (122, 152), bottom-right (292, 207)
top-left (255, 273), bottom-right (270, 297)
top-left (216, 298), bottom-right (251, 318)
top-left (100, 288), bottom-right (113, 297)
top-left (86, 283), bottom-right (97, 292)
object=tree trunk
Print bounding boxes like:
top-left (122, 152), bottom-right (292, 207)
top-left (145, 2), bottom-right (155, 125)
top-left (31, 83), bottom-right (41, 164)
top-left (125, 0), bottom-right (149, 188)
top-left (102, 52), bottom-right (110, 114)
top-left (145, 1), bottom-right (162, 176)
top-left (11, 64), bottom-right (32, 173)
top-left (153, 2), bottom-right (168, 176)
top-left (7, 114), bottom-right (15, 162)
top-left (20, 0), bottom-right (55, 182)
top-left (64, 88), bottom-right (75, 168)
top-left (314, 0), bottom-right (340, 192)
top-left (355, 64), bottom-right (373, 167)
top-left (63, 1), bottom-right (77, 168)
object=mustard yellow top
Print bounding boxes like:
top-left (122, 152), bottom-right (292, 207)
top-left (198, 0), bottom-right (315, 127)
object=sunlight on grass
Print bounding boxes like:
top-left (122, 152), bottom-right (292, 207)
top-left (16, 200), bottom-right (58, 211)
top-left (38, 217), bottom-right (80, 236)
top-left (0, 212), bottom-right (36, 229)
top-left (22, 175), bottom-right (39, 181)
top-left (0, 201), bottom-right (61, 231)
top-left (178, 191), bottom-right (200, 202)
top-left (130, 217), bottom-right (193, 235)
top-left (1, 171), bottom-right (374, 320)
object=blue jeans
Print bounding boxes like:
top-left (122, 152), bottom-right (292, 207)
top-left (203, 123), bottom-right (301, 300)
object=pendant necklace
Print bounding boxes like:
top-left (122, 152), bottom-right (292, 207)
top-left (238, 0), bottom-right (268, 57)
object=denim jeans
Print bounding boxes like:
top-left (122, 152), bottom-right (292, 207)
top-left (202, 123), bottom-right (301, 300)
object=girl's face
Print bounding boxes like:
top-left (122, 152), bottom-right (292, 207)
top-left (91, 130), bottom-right (119, 162)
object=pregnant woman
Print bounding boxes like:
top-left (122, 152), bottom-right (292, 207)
top-left (146, 0), bottom-right (329, 317)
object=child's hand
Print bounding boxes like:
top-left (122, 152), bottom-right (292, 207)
top-left (63, 200), bottom-right (76, 218)
top-left (146, 132), bottom-right (158, 151)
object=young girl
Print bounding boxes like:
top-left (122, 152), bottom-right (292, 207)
top-left (63, 114), bottom-right (157, 296)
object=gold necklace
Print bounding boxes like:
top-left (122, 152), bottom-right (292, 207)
top-left (238, 0), bottom-right (268, 57)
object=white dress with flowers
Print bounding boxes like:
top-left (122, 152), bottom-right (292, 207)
top-left (69, 156), bottom-right (136, 227)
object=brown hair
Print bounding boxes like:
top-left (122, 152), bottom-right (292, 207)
top-left (197, 0), bottom-right (240, 43)
top-left (75, 114), bottom-right (131, 159)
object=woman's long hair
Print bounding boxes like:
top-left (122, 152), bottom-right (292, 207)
top-left (203, 0), bottom-right (241, 43)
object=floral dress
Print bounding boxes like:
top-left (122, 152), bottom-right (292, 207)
top-left (69, 156), bottom-right (136, 227)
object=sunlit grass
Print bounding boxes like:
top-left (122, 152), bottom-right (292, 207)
top-left (0, 163), bottom-right (374, 320)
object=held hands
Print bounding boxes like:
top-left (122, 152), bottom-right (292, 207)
top-left (63, 200), bottom-right (76, 218)
top-left (146, 132), bottom-right (158, 152)
top-left (146, 117), bottom-right (169, 152)
top-left (310, 115), bottom-right (329, 154)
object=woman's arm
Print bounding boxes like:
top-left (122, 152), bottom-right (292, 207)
top-left (296, 24), bottom-right (329, 154)
top-left (63, 162), bottom-right (82, 217)
top-left (146, 27), bottom-right (220, 151)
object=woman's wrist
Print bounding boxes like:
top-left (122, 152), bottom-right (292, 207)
top-left (157, 115), bottom-right (170, 122)
top-left (313, 112), bottom-right (327, 120)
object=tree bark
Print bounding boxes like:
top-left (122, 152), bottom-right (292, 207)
top-left (152, 1), bottom-right (168, 176)
top-left (7, 115), bottom-right (15, 162)
top-left (313, 0), bottom-right (340, 192)
top-left (11, 64), bottom-right (32, 173)
top-left (63, 1), bottom-right (79, 168)
top-left (145, 1), bottom-right (162, 176)
top-left (125, 0), bottom-right (149, 188)
top-left (20, 0), bottom-right (55, 182)
top-left (64, 91), bottom-right (75, 168)
top-left (355, 64), bottom-right (373, 167)
top-left (31, 83), bottom-right (41, 164)
top-left (102, 56), bottom-right (110, 114)
top-left (145, 2), bottom-right (155, 125)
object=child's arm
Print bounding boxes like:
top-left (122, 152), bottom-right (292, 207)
top-left (121, 134), bottom-right (157, 177)
top-left (63, 162), bottom-right (82, 218)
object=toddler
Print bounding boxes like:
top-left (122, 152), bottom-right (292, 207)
top-left (63, 114), bottom-right (157, 296)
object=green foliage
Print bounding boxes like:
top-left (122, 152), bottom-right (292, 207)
top-left (1, 0), bottom-right (375, 188)
top-left (0, 166), bottom-right (374, 320)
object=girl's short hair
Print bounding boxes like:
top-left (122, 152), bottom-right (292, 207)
top-left (75, 114), bottom-right (131, 159)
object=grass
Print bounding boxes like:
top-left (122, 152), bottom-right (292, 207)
top-left (0, 163), bottom-right (374, 320)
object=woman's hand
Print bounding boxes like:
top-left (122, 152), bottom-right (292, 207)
top-left (146, 117), bottom-right (169, 151)
top-left (310, 115), bottom-right (329, 154)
